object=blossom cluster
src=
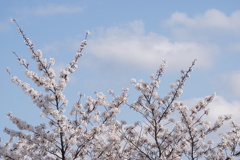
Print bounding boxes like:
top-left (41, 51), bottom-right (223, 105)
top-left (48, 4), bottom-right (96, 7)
top-left (1, 19), bottom-right (240, 160)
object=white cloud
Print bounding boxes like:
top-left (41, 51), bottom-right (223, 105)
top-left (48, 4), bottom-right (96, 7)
top-left (35, 4), bottom-right (82, 15)
top-left (185, 95), bottom-right (240, 144)
top-left (185, 95), bottom-right (240, 123)
top-left (16, 4), bottom-right (82, 16)
top-left (208, 96), bottom-right (240, 122)
top-left (88, 20), bottom-right (218, 72)
top-left (166, 9), bottom-right (240, 34)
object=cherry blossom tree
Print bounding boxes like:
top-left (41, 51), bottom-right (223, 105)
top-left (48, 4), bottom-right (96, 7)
top-left (1, 19), bottom-right (240, 160)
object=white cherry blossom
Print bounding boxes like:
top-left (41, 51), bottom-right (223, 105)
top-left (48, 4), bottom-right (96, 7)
top-left (1, 19), bottom-right (240, 160)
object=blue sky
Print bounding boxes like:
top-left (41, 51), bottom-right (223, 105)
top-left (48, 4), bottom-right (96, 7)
top-left (1, 0), bottom-right (240, 141)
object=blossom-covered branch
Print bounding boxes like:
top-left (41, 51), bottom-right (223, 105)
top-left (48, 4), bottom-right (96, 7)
top-left (1, 19), bottom-right (240, 160)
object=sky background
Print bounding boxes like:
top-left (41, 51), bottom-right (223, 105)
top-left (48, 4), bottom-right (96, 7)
top-left (1, 0), bottom-right (240, 142)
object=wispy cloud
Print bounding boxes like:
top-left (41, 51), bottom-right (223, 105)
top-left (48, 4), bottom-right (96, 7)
top-left (165, 9), bottom-right (240, 41)
top-left (16, 4), bottom-right (82, 16)
top-left (34, 4), bottom-right (82, 15)
top-left (166, 9), bottom-right (240, 33)
top-left (87, 20), bottom-right (218, 72)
